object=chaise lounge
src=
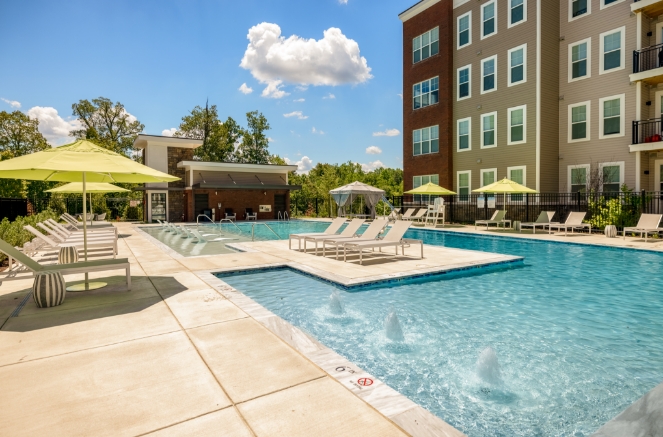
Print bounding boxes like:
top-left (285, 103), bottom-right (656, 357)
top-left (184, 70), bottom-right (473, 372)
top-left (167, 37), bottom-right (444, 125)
top-left (622, 214), bottom-right (662, 241)
top-left (547, 211), bottom-right (591, 236)
top-left (288, 217), bottom-right (346, 250)
top-left (520, 211), bottom-right (555, 234)
top-left (322, 218), bottom-right (388, 259)
top-left (475, 210), bottom-right (511, 230)
top-left (342, 220), bottom-right (423, 265)
top-left (304, 219), bottom-right (365, 254)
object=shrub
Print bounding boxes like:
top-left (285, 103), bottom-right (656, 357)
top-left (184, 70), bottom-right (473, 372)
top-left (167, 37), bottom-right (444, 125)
top-left (0, 209), bottom-right (59, 262)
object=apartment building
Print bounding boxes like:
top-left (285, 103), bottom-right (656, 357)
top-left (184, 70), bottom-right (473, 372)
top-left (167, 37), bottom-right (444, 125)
top-left (400, 0), bottom-right (663, 194)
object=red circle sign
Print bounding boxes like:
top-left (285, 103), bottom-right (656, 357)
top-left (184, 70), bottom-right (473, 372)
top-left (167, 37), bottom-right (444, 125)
top-left (357, 378), bottom-right (373, 387)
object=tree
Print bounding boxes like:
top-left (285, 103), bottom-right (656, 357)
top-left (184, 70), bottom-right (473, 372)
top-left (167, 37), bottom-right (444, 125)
top-left (70, 97), bottom-right (144, 156)
top-left (0, 111), bottom-right (52, 198)
top-left (173, 102), bottom-right (239, 162)
top-left (234, 110), bottom-right (271, 164)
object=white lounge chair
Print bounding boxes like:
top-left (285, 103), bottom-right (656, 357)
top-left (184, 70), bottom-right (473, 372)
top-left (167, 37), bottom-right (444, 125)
top-left (520, 211), bottom-right (555, 234)
top-left (475, 210), bottom-right (511, 230)
top-left (289, 217), bottom-right (346, 250)
top-left (403, 208), bottom-right (427, 222)
top-left (623, 214), bottom-right (662, 241)
top-left (24, 225), bottom-right (117, 257)
top-left (548, 211), bottom-right (591, 236)
top-left (400, 208), bottom-right (416, 220)
top-left (189, 229), bottom-right (231, 243)
top-left (303, 219), bottom-right (365, 254)
top-left (0, 238), bottom-right (130, 288)
top-left (45, 219), bottom-right (117, 238)
top-left (342, 220), bottom-right (423, 265)
top-left (322, 218), bottom-right (388, 259)
top-left (37, 223), bottom-right (117, 247)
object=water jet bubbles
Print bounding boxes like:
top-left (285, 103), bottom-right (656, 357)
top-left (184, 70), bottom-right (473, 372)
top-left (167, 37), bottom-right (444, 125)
top-left (385, 309), bottom-right (405, 342)
top-left (476, 346), bottom-right (502, 385)
top-left (329, 290), bottom-right (344, 315)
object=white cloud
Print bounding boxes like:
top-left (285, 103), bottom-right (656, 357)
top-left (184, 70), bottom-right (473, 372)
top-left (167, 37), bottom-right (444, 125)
top-left (267, 137), bottom-right (276, 143)
top-left (397, 93), bottom-right (403, 100)
top-left (124, 111), bottom-right (138, 124)
top-left (361, 160), bottom-right (384, 172)
top-left (240, 22), bottom-right (372, 98)
top-left (323, 93), bottom-right (336, 99)
top-left (365, 146), bottom-right (382, 155)
top-left (261, 80), bottom-right (289, 99)
top-left (26, 106), bottom-right (82, 146)
top-left (1, 98), bottom-right (21, 109)
top-left (285, 156), bottom-right (314, 174)
top-left (296, 85), bottom-right (309, 92)
top-left (311, 127), bottom-right (325, 135)
top-left (373, 128), bottom-right (400, 137)
top-left (339, 0), bottom-right (349, 4)
top-left (238, 83), bottom-right (254, 94)
top-left (284, 111), bottom-right (308, 120)
top-left (293, 98), bottom-right (305, 102)
top-left (161, 128), bottom-right (178, 137)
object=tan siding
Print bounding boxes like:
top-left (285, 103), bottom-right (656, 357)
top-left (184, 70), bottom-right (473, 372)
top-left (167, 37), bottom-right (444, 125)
top-left (540, 0), bottom-right (560, 192)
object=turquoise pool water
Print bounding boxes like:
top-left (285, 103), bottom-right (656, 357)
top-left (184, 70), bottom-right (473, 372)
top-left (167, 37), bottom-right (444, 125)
top-left (218, 231), bottom-right (663, 437)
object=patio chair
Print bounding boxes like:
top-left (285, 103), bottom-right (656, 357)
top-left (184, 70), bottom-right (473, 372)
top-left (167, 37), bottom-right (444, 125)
top-left (322, 218), bottom-right (389, 259)
top-left (547, 211), bottom-right (591, 236)
top-left (475, 210), bottom-right (511, 230)
top-left (520, 211), bottom-right (555, 234)
top-left (623, 214), bottom-right (662, 241)
top-left (46, 219), bottom-right (117, 238)
top-left (225, 208), bottom-right (236, 221)
top-left (400, 208), bottom-right (416, 220)
top-left (0, 238), bottom-right (130, 289)
top-left (245, 208), bottom-right (257, 221)
top-left (303, 219), bottom-right (366, 254)
top-left (24, 225), bottom-right (117, 257)
top-left (289, 217), bottom-right (346, 250)
top-left (37, 222), bottom-right (117, 246)
top-left (189, 229), bottom-right (231, 243)
top-left (342, 220), bottom-right (423, 265)
top-left (96, 213), bottom-right (107, 221)
top-left (403, 208), bottom-right (427, 222)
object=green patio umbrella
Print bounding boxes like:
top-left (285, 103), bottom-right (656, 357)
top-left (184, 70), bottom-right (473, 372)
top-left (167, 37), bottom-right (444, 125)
top-left (0, 140), bottom-right (178, 291)
top-left (47, 182), bottom-right (130, 226)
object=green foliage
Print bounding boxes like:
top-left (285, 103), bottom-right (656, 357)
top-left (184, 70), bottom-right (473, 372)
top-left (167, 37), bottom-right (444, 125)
top-left (70, 97), bottom-right (144, 157)
top-left (123, 205), bottom-right (142, 220)
top-left (0, 210), bottom-right (58, 262)
top-left (233, 110), bottom-right (271, 164)
top-left (586, 185), bottom-right (645, 229)
top-left (173, 103), bottom-right (239, 162)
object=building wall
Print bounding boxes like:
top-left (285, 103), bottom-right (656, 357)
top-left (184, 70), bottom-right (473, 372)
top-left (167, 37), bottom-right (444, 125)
top-left (540, 0), bottom-right (561, 192)
top-left (186, 189), bottom-right (291, 221)
top-left (167, 147), bottom-right (193, 221)
top-left (402, 0), bottom-right (453, 191)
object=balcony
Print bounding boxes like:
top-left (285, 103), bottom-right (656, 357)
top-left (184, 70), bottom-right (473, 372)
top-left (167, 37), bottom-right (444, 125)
top-left (631, 0), bottom-right (663, 16)
top-left (630, 118), bottom-right (663, 152)
top-left (631, 43), bottom-right (663, 83)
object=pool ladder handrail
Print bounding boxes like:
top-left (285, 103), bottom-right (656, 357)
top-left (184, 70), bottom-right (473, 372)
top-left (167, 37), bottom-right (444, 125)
top-left (251, 222), bottom-right (281, 241)
top-left (217, 217), bottom-right (243, 233)
top-left (277, 211), bottom-right (290, 221)
top-left (197, 214), bottom-right (213, 225)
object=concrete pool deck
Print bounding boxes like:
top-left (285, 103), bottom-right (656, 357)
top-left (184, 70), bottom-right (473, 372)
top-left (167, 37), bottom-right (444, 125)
top-left (1, 220), bottom-right (659, 436)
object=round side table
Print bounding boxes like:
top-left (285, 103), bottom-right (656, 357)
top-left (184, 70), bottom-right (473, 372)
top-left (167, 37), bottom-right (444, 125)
top-left (33, 271), bottom-right (66, 308)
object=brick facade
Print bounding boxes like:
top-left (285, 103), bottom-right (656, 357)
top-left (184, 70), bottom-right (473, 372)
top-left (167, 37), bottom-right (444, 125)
top-left (167, 147), bottom-right (194, 220)
top-left (402, 0), bottom-right (453, 191)
top-left (186, 189), bottom-right (290, 221)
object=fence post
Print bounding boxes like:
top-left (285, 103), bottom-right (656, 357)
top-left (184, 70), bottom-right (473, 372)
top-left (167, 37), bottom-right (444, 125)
top-left (576, 191), bottom-right (581, 211)
top-left (450, 195), bottom-right (455, 223)
top-left (526, 193), bottom-right (529, 222)
top-left (315, 198), bottom-right (318, 216)
top-left (641, 189), bottom-right (646, 214)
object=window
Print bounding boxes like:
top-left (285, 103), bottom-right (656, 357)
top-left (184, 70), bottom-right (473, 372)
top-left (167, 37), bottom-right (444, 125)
top-left (568, 165), bottom-right (589, 193)
top-left (568, 101), bottom-right (590, 143)
top-left (509, 0), bottom-right (526, 27)
top-left (413, 126), bottom-right (439, 156)
top-left (601, 0), bottom-right (624, 10)
top-left (508, 44), bottom-right (527, 86)
top-left (481, 56), bottom-right (497, 94)
top-left (599, 94), bottom-right (624, 138)
top-left (569, 38), bottom-right (591, 81)
top-left (600, 162), bottom-right (624, 192)
top-left (481, 168), bottom-right (497, 187)
top-left (508, 105), bottom-right (526, 144)
top-left (481, 1), bottom-right (497, 39)
top-left (413, 77), bottom-right (439, 109)
top-left (458, 11), bottom-right (472, 49)
top-left (413, 174), bottom-right (439, 188)
top-left (413, 27), bottom-right (439, 63)
top-left (570, 0), bottom-right (589, 19)
top-left (599, 27), bottom-right (625, 74)
top-left (457, 65), bottom-right (471, 100)
top-left (457, 118), bottom-right (471, 152)
top-left (508, 166), bottom-right (526, 201)
top-left (481, 112), bottom-right (497, 148)
top-left (457, 171), bottom-right (471, 201)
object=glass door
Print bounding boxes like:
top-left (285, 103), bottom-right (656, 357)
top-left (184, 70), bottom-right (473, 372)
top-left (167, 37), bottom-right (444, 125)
top-left (151, 192), bottom-right (166, 222)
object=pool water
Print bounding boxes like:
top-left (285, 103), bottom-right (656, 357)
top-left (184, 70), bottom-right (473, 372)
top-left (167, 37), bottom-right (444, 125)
top-left (219, 231), bottom-right (663, 437)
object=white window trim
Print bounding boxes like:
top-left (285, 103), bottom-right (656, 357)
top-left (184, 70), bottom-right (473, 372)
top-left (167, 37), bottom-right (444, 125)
top-left (656, 22), bottom-right (663, 46)
top-left (599, 26), bottom-right (625, 75)
top-left (600, 0), bottom-right (625, 11)
top-left (413, 76), bottom-right (439, 110)
top-left (412, 126), bottom-right (439, 156)
top-left (568, 101), bottom-right (591, 143)
top-left (598, 161), bottom-right (625, 191)
top-left (655, 159), bottom-right (663, 191)
top-left (507, 166), bottom-right (527, 201)
top-left (568, 0), bottom-right (591, 22)
top-left (507, 105), bottom-right (527, 145)
top-left (457, 117), bottom-right (472, 152)
top-left (480, 168), bottom-right (498, 187)
top-left (507, 44), bottom-right (527, 87)
top-left (457, 170), bottom-right (472, 202)
top-left (412, 27), bottom-right (440, 64)
top-left (480, 112), bottom-right (498, 149)
top-left (567, 164), bottom-right (590, 193)
top-left (568, 37), bottom-right (592, 83)
top-left (457, 64), bottom-right (472, 101)
top-left (598, 94), bottom-right (625, 139)
top-left (481, 0), bottom-right (497, 40)
top-left (481, 55), bottom-right (498, 95)
top-left (457, 11), bottom-right (472, 50)
top-left (508, 0), bottom-right (527, 29)
top-left (655, 90), bottom-right (663, 118)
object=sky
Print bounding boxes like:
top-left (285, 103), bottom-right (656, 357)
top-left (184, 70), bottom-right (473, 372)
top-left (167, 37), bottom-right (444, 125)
top-left (0, 0), bottom-right (414, 173)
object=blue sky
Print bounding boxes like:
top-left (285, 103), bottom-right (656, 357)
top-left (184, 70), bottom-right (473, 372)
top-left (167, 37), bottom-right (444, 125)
top-left (0, 0), bottom-right (414, 172)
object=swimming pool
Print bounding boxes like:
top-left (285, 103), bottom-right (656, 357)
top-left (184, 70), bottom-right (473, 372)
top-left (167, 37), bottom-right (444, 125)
top-left (218, 231), bottom-right (663, 437)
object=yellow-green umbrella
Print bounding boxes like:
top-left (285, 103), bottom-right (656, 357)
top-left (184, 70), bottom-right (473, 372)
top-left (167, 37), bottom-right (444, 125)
top-left (404, 182), bottom-right (456, 195)
top-left (473, 177), bottom-right (538, 194)
top-left (47, 183), bottom-right (131, 225)
top-left (0, 140), bottom-right (178, 291)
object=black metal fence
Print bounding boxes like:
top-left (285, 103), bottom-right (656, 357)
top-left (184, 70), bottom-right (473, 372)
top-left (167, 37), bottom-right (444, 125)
top-left (0, 198), bottom-right (28, 221)
top-left (28, 197), bottom-right (142, 221)
top-left (633, 43), bottom-right (663, 74)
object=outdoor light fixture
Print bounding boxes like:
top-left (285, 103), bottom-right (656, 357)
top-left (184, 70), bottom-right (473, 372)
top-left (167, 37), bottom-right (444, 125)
top-left (199, 172), bottom-right (206, 183)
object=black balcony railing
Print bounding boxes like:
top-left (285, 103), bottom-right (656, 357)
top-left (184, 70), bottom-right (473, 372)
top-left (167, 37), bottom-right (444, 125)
top-left (633, 43), bottom-right (663, 74)
top-left (632, 117), bottom-right (663, 144)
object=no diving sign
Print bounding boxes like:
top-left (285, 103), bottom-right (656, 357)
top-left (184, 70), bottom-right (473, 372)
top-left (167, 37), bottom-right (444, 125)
top-left (357, 377), bottom-right (373, 387)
